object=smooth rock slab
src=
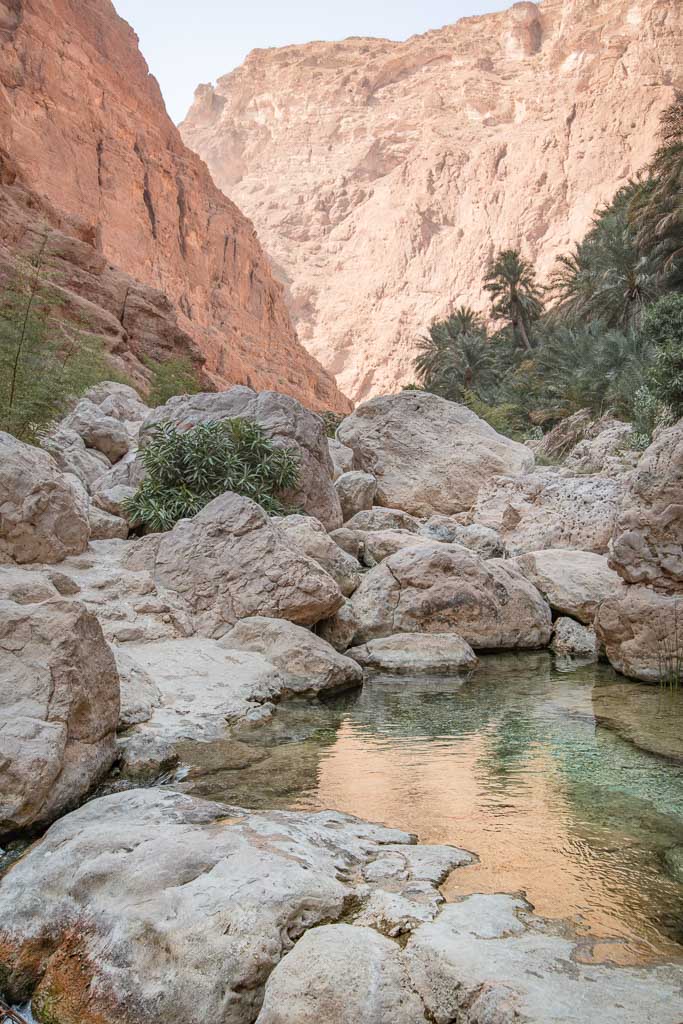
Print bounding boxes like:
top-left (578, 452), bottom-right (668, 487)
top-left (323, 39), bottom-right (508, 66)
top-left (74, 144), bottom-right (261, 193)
top-left (220, 616), bottom-right (362, 696)
top-left (337, 391), bottom-right (534, 516)
top-left (514, 548), bottom-right (625, 624)
top-left (404, 893), bottom-right (683, 1024)
top-left (348, 542), bottom-right (552, 650)
top-left (0, 432), bottom-right (90, 564)
top-left (153, 492), bottom-right (343, 635)
top-left (0, 789), bottom-right (459, 1024)
top-left (347, 633), bottom-right (478, 676)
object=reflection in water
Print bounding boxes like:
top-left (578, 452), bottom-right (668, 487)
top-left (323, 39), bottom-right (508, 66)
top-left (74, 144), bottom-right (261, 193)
top-left (178, 652), bottom-right (683, 965)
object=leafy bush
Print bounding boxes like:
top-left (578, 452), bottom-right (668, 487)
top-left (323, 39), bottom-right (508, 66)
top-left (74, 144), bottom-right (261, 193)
top-left (123, 418), bottom-right (300, 532)
top-left (321, 410), bottom-right (344, 439)
top-left (649, 346), bottom-right (683, 421)
top-left (143, 356), bottom-right (202, 407)
top-left (624, 385), bottom-right (673, 450)
top-left (0, 250), bottom-right (114, 442)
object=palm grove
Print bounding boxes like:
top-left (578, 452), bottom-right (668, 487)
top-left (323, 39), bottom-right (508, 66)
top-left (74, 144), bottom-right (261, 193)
top-left (413, 98), bottom-right (683, 446)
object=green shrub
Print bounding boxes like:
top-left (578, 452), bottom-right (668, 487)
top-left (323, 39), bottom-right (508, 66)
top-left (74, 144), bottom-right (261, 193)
top-left (123, 418), bottom-right (300, 532)
top-left (624, 385), bottom-right (673, 450)
top-left (0, 250), bottom-right (114, 443)
top-left (321, 410), bottom-right (344, 439)
top-left (144, 356), bottom-right (202, 407)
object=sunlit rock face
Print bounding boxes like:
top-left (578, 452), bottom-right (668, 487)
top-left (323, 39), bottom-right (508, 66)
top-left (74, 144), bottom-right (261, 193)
top-left (0, 0), bottom-right (349, 412)
top-left (182, 0), bottom-right (681, 401)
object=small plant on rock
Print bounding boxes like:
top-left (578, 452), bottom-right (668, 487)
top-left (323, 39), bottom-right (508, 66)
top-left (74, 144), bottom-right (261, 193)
top-left (123, 418), bottom-right (300, 532)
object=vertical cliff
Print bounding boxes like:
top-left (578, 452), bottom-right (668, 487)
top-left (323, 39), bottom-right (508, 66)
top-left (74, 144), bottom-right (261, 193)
top-left (0, 0), bottom-right (350, 411)
top-left (182, 0), bottom-right (681, 401)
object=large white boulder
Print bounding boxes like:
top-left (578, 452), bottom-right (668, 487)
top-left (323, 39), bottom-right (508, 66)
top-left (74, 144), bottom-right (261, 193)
top-left (151, 492), bottom-right (343, 636)
top-left (609, 419), bottom-right (683, 594)
top-left (595, 585), bottom-right (683, 683)
top-left (0, 597), bottom-right (119, 836)
top-left (347, 542), bottom-right (552, 650)
top-left (61, 397), bottom-right (132, 462)
top-left (0, 432), bottom-right (90, 564)
top-left (40, 426), bottom-right (111, 489)
top-left (275, 514), bottom-right (361, 596)
top-left (337, 391), bottom-right (534, 516)
top-left (220, 616), bottom-right (362, 696)
top-left (513, 549), bottom-right (625, 624)
top-left (335, 470), bottom-right (377, 521)
top-left (471, 471), bottom-right (622, 554)
top-left (140, 386), bottom-right (343, 529)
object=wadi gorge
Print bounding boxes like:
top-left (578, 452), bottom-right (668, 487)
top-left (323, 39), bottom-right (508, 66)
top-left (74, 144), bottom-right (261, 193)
top-left (181, 0), bottom-right (681, 399)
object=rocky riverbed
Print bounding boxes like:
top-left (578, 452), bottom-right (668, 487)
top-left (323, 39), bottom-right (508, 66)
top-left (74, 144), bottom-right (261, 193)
top-left (1, 383), bottom-right (682, 1022)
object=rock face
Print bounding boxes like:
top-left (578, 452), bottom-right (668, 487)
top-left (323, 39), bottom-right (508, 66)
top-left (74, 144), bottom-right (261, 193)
top-left (609, 419), bottom-right (683, 593)
top-left (0, 0), bottom-right (348, 411)
top-left (0, 789), bottom-right (466, 1023)
top-left (471, 471), bottom-right (622, 554)
top-left (153, 492), bottom-right (343, 635)
top-left (181, 0), bottom-right (680, 401)
top-left (0, 432), bottom-right (90, 564)
top-left (347, 542), bottom-right (552, 649)
top-left (140, 387), bottom-right (343, 530)
top-left (337, 392), bottom-right (534, 516)
top-left (0, 598), bottom-right (119, 836)
top-left (514, 548), bottom-right (625, 624)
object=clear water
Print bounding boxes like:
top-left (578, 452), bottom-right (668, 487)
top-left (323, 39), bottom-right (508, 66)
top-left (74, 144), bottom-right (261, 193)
top-left (174, 652), bottom-right (683, 965)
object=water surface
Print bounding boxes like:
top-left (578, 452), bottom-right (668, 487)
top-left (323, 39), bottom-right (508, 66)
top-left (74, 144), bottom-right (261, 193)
top-left (176, 652), bottom-right (683, 965)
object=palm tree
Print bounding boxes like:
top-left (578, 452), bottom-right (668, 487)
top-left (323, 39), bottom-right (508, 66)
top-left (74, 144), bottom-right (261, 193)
top-left (548, 185), bottom-right (659, 330)
top-left (414, 306), bottom-right (494, 401)
top-left (630, 95), bottom-right (683, 288)
top-left (484, 249), bottom-right (543, 352)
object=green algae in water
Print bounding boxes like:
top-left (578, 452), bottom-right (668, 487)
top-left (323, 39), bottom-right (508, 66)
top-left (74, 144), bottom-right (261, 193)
top-left (173, 652), bottom-right (683, 965)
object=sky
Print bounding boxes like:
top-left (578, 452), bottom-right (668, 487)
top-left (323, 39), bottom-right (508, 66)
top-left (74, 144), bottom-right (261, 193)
top-left (113, 1), bottom-right (510, 123)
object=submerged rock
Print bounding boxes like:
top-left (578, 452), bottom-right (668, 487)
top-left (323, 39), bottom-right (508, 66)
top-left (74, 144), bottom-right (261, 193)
top-left (347, 633), bottom-right (478, 676)
top-left (337, 391), bottom-right (533, 516)
top-left (347, 542), bottom-right (552, 650)
top-left (0, 432), bottom-right (90, 564)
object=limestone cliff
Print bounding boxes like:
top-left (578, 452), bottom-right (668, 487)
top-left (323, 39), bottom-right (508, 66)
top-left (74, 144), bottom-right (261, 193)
top-left (0, 0), bottom-right (349, 411)
top-left (181, 0), bottom-right (681, 401)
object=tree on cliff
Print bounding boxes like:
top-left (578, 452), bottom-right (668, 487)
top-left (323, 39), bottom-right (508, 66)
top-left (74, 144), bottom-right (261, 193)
top-left (484, 250), bottom-right (543, 352)
top-left (0, 247), bottom-right (110, 443)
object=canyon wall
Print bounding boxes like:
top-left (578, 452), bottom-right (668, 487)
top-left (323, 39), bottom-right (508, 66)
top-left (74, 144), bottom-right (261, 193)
top-left (0, 0), bottom-right (349, 411)
top-left (181, 0), bottom-right (682, 401)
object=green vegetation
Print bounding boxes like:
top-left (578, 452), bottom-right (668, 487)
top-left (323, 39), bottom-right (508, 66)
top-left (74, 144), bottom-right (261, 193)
top-left (123, 418), bottom-right (300, 532)
top-left (0, 247), bottom-right (112, 443)
top-left (143, 355), bottom-right (202, 407)
top-left (413, 97), bottom-right (683, 444)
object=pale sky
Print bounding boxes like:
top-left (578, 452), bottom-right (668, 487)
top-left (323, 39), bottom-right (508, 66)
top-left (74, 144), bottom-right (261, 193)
top-left (113, 1), bottom-right (511, 123)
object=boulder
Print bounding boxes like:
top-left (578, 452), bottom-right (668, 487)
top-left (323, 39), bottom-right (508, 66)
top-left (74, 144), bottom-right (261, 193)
top-left (347, 543), bottom-right (552, 650)
top-left (0, 432), bottom-right (90, 564)
top-left (550, 617), bottom-right (599, 660)
top-left (595, 586), bottom-right (683, 683)
top-left (337, 391), bottom-right (534, 516)
top-left (362, 530), bottom-right (439, 567)
top-left (40, 426), bottom-right (111, 489)
top-left (83, 380), bottom-right (149, 424)
top-left (336, 470), bottom-right (377, 521)
top-left (256, 924), bottom-right (428, 1024)
top-left (347, 633), bottom-right (478, 676)
top-left (471, 471), bottom-right (622, 554)
top-left (140, 387), bottom-right (343, 529)
top-left (220, 616), bottom-right (362, 697)
top-left (152, 492), bottom-right (343, 636)
top-left (418, 517), bottom-right (505, 558)
top-left (88, 506), bottom-right (129, 540)
top-left (344, 507), bottom-right (421, 533)
top-left (0, 598), bottom-right (119, 836)
top-left (276, 514), bottom-right (361, 596)
top-left (91, 451), bottom-right (146, 520)
top-left (328, 438), bottom-right (354, 479)
top-left (565, 421), bottom-right (635, 476)
top-left (318, 599), bottom-right (360, 652)
top-left (329, 527), bottom-right (366, 560)
top-left (115, 647), bottom-right (162, 729)
top-left (513, 549), bottom-right (625, 624)
top-left (0, 789), bottom-right (458, 1023)
top-left (608, 420), bottom-right (683, 593)
top-left (0, 566), bottom-right (58, 605)
top-left (62, 397), bottom-right (132, 462)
